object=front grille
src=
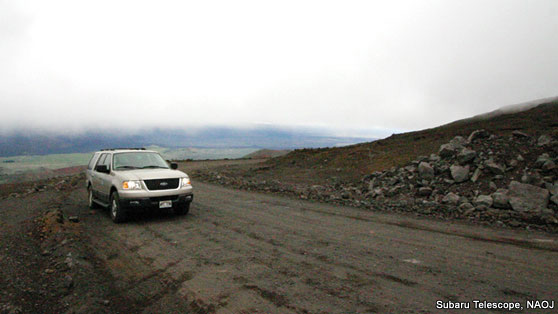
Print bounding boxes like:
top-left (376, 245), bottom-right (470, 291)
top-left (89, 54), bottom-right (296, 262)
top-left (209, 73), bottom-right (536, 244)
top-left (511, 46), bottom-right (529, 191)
top-left (144, 178), bottom-right (180, 190)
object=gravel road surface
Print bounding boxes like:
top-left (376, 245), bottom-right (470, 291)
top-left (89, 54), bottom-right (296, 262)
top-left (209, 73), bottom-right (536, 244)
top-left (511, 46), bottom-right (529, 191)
top-left (2, 160), bottom-right (557, 313)
top-left (80, 180), bottom-right (557, 313)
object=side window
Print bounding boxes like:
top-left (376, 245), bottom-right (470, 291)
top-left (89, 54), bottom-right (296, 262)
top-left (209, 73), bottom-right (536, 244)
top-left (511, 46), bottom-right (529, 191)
top-left (101, 154), bottom-right (112, 170)
top-left (87, 153), bottom-right (100, 170)
top-left (95, 154), bottom-right (107, 171)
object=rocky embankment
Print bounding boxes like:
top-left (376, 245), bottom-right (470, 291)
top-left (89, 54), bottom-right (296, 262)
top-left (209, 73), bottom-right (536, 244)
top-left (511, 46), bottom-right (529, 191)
top-left (194, 130), bottom-right (558, 232)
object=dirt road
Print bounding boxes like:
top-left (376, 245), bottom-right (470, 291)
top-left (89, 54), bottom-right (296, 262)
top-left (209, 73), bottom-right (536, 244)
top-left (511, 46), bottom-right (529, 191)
top-left (75, 180), bottom-right (558, 312)
top-left (2, 163), bottom-right (558, 313)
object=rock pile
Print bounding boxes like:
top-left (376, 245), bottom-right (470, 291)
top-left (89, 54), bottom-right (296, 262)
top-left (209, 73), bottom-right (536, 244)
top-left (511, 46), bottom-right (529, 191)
top-left (359, 130), bottom-right (558, 230)
top-left (195, 130), bottom-right (558, 231)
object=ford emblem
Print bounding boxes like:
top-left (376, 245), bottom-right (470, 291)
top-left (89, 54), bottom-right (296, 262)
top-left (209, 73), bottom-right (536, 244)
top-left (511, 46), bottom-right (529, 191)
top-left (160, 182), bottom-right (168, 186)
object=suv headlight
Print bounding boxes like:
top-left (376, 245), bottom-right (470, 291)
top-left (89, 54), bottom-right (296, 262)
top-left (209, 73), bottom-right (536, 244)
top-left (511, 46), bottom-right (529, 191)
top-left (181, 177), bottom-right (191, 187)
top-left (122, 180), bottom-right (142, 190)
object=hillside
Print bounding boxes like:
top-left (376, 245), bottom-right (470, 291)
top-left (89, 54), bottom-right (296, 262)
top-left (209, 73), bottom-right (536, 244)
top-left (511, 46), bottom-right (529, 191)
top-left (243, 149), bottom-right (291, 159)
top-left (265, 99), bottom-right (558, 183)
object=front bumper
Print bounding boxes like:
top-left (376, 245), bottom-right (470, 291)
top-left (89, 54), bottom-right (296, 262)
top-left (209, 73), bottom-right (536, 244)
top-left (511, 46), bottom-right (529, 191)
top-left (119, 193), bottom-right (193, 210)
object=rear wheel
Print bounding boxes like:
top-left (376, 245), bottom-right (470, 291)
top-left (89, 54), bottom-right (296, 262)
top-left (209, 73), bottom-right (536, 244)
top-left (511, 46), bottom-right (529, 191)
top-left (110, 191), bottom-right (127, 223)
top-left (88, 186), bottom-right (99, 209)
top-left (175, 202), bottom-right (190, 216)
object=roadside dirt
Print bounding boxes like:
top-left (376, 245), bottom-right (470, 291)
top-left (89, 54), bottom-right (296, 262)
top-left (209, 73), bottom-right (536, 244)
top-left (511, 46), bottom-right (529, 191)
top-left (1, 160), bottom-right (558, 313)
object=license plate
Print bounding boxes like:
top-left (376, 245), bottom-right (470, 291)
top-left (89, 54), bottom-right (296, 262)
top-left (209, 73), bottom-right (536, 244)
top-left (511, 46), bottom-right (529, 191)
top-left (159, 200), bottom-right (172, 208)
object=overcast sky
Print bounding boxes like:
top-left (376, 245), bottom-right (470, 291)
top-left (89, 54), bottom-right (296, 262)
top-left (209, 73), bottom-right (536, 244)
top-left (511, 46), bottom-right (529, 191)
top-left (1, 0), bottom-right (557, 137)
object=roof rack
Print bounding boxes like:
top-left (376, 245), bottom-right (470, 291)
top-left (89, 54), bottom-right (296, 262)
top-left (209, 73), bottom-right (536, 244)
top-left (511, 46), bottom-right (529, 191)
top-left (100, 148), bottom-right (146, 151)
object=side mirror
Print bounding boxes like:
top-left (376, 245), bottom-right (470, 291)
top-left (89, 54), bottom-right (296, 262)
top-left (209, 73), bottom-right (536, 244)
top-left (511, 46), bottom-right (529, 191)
top-left (170, 163), bottom-right (178, 170)
top-left (96, 165), bottom-right (110, 173)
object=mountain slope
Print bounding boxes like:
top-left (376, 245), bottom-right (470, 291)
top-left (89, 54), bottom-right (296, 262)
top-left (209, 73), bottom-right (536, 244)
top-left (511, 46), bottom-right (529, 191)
top-left (266, 99), bottom-right (558, 183)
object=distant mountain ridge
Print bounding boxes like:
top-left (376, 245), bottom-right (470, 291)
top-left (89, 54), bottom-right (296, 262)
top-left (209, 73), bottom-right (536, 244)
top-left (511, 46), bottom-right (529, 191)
top-left (0, 127), bottom-right (374, 157)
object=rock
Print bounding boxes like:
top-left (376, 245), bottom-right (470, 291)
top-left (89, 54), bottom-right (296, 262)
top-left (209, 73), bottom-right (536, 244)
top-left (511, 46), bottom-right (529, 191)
top-left (517, 154), bottom-right (524, 162)
top-left (450, 165), bottom-right (470, 183)
top-left (461, 203), bottom-right (475, 215)
top-left (521, 172), bottom-right (544, 186)
top-left (418, 162), bottom-right (434, 180)
top-left (538, 134), bottom-right (552, 146)
top-left (550, 195), bottom-right (558, 206)
top-left (417, 187), bottom-right (433, 197)
top-left (64, 275), bottom-right (73, 288)
top-left (44, 269), bottom-right (54, 274)
top-left (470, 168), bottom-right (482, 183)
top-left (429, 154), bottom-right (440, 162)
top-left (467, 129), bottom-right (489, 143)
top-left (508, 181), bottom-right (550, 213)
top-left (484, 160), bottom-right (504, 175)
top-left (442, 192), bottom-right (460, 205)
top-left (474, 195), bottom-right (493, 207)
top-left (68, 216), bottom-right (79, 223)
top-left (546, 183), bottom-right (558, 196)
top-left (457, 148), bottom-right (476, 164)
top-left (508, 159), bottom-right (518, 167)
top-left (492, 189), bottom-right (511, 209)
top-left (439, 136), bottom-right (466, 158)
top-left (65, 256), bottom-right (75, 268)
top-left (512, 130), bottom-right (529, 138)
top-left (535, 153), bottom-right (551, 168)
top-left (542, 160), bottom-right (556, 171)
top-left (489, 181), bottom-right (497, 190)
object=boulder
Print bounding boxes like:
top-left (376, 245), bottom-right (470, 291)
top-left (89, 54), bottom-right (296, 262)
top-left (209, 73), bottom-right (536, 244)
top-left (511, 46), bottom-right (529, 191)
top-left (470, 168), bottom-right (482, 183)
top-left (442, 192), bottom-right (460, 205)
top-left (521, 172), bottom-right (544, 186)
top-left (460, 203), bottom-right (475, 215)
top-left (546, 183), bottom-right (558, 196)
top-left (467, 129), bottom-right (489, 143)
top-left (538, 134), bottom-right (552, 146)
top-left (457, 148), bottom-right (476, 164)
top-left (512, 130), bottom-right (529, 138)
top-left (474, 195), bottom-right (493, 207)
top-left (484, 160), bottom-right (504, 175)
top-left (450, 165), bottom-right (470, 183)
top-left (417, 187), bottom-right (433, 197)
top-left (429, 154), bottom-right (440, 162)
top-left (542, 160), bottom-right (556, 171)
top-left (508, 181), bottom-right (549, 213)
top-left (550, 195), bottom-right (558, 206)
top-left (418, 162), bottom-right (434, 180)
top-left (439, 136), bottom-right (466, 158)
top-left (491, 189), bottom-right (510, 209)
top-left (535, 153), bottom-right (551, 168)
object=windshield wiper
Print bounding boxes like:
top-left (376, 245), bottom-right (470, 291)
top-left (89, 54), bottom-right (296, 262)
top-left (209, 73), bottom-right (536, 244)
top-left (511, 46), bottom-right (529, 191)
top-left (140, 165), bottom-right (168, 169)
top-left (115, 166), bottom-right (138, 170)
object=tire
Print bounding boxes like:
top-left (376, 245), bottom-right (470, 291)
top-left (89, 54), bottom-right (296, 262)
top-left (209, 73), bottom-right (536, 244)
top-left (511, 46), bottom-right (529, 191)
top-left (110, 191), bottom-right (127, 223)
top-left (87, 186), bottom-right (99, 209)
top-left (175, 202), bottom-right (190, 216)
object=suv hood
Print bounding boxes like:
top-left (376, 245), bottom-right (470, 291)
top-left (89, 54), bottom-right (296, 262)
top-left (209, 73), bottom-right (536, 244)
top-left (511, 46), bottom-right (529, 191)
top-left (115, 169), bottom-right (188, 181)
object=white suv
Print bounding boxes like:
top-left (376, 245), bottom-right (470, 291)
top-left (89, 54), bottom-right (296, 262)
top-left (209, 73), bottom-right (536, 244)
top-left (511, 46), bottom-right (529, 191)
top-left (85, 148), bottom-right (193, 223)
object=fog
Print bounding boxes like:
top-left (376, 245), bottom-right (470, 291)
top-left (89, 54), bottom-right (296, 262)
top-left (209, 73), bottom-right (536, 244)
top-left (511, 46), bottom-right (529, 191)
top-left (1, 0), bottom-right (557, 137)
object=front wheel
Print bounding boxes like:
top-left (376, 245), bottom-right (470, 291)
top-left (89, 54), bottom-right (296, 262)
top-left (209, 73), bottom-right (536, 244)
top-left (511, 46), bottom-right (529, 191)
top-left (175, 202), bottom-right (190, 216)
top-left (110, 191), bottom-right (127, 223)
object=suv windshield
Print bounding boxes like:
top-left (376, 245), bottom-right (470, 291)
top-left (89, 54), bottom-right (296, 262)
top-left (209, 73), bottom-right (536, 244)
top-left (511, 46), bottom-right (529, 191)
top-left (113, 152), bottom-right (169, 170)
